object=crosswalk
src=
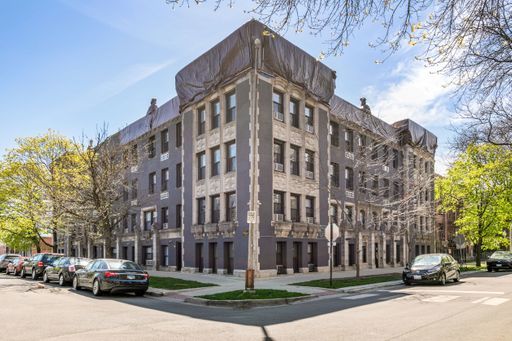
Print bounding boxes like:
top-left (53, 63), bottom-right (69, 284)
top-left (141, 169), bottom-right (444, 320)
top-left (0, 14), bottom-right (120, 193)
top-left (340, 290), bottom-right (511, 306)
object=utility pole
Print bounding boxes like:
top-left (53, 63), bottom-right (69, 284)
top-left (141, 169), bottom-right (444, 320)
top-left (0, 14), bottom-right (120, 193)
top-left (246, 38), bottom-right (261, 292)
top-left (329, 216), bottom-right (333, 287)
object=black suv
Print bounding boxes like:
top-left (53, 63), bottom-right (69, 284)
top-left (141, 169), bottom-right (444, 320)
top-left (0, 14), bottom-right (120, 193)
top-left (21, 253), bottom-right (63, 280)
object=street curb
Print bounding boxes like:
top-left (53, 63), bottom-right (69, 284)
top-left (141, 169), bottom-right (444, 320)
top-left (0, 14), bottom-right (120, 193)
top-left (184, 294), bottom-right (314, 308)
top-left (335, 280), bottom-right (403, 293)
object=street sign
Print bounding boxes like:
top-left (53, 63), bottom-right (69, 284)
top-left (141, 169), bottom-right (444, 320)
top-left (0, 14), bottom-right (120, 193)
top-left (247, 211), bottom-right (256, 224)
top-left (324, 223), bottom-right (340, 241)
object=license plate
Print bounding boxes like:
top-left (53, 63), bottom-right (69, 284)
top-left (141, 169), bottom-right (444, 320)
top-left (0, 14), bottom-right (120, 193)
top-left (127, 275), bottom-right (135, 280)
top-left (413, 275), bottom-right (422, 280)
top-left (496, 264), bottom-right (502, 267)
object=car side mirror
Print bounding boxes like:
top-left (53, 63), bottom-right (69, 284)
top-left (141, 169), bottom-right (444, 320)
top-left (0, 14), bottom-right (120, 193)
top-left (405, 263), bottom-right (410, 269)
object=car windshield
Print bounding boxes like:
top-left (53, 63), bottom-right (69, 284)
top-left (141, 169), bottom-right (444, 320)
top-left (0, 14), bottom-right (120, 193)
top-left (107, 261), bottom-right (142, 271)
top-left (490, 251), bottom-right (512, 259)
top-left (412, 255), bottom-right (442, 266)
top-left (77, 258), bottom-right (92, 265)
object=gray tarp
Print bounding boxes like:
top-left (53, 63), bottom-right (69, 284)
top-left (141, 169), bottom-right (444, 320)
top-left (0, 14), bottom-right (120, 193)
top-left (393, 119), bottom-right (438, 154)
top-left (119, 96), bottom-right (180, 145)
top-left (175, 19), bottom-right (336, 109)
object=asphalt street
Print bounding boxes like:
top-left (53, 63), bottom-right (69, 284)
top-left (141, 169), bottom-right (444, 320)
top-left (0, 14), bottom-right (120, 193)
top-left (1, 271), bottom-right (511, 340)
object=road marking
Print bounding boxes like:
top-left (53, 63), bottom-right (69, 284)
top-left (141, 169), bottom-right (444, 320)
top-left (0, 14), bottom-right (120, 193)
top-left (382, 289), bottom-right (505, 295)
top-left (471, 297), bottom-right (490, 304)
top-left (421, 295), bottom-right (459, 303)
top-left (481, 298), bottom-right (510, 306)
top-left (341, 293), bottom-right (379, 300)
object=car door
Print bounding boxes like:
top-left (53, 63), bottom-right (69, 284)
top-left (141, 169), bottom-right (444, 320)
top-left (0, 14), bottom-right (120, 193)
top-left (85, 261), bottom-right (99, 288)
top-left (443, 255), bottom-right (454, 279)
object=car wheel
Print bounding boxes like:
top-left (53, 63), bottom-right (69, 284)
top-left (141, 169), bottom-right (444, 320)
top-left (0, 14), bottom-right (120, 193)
top-left (31, 270), bottom-right (38, 281)
top-left (440, 272), bottom-right (446, 286)
top-left (92, 280), bottom-right (102, 296)
top-left (20, 269), bottom-right (25, 278)
top-left (43, 272), bottom-right (50, 283)
top-left (134, 290), bottom-right (146, 297)
top-left (72, 276), bottom-right (81, 290)
top-left (59, 274), bottom-right (65, 286)
top-left (454, 271), bottom-right (460, 282)
top-left (13, 269), bottom-right (18, 276)
top-left (487, 267), bottom-right (492, 272)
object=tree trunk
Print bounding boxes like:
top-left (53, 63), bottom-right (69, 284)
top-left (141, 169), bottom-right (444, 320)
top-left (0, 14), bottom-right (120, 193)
top-left (103, 226), bottom-right (113, 259)
top-left (52, 230), bottom-right (58, 253)
top-left (356, 228), bottom-right (360, 279)
top-left (475, 239), bottom-right (482, 267)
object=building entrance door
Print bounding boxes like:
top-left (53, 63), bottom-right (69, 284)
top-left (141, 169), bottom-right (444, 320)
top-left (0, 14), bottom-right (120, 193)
top-left (176, 242), bottom-right (182, 271)
top-left (293, 242), bottom-right (302, 273)
top-left (195, 243), bottom-right (203, 272)
top-left (224, 242), bottom-right (233, 274)
top-left (348, 243), bottom-right (355, 266)
top-left (209, 242), bottom-right (217, 274)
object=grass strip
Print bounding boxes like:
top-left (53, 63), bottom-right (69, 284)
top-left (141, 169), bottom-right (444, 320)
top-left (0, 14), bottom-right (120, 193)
top-left (150, 276), bottom-right (216, 290)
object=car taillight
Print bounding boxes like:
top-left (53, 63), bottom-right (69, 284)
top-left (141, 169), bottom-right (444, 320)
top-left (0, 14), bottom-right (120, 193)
top-left (105, 272), bottom-right (119, 278)
top-left (143, 273), bottom-right (149, 280)
top-left (37, 261), bottom-right (43, 267)
top-left (68, 265), bottom-right (76, 272)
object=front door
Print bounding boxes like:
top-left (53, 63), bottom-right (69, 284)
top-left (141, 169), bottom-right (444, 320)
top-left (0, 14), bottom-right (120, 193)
top-left (276, 242), bottom-right (286, 274)
top-left (348, 243), bottom-right (355, 266)
top-left (375, 243), bottom-right (379, 268)
top-left (224, 242), bottom-right (233, 274)
top-left (293, 242), bottom-right (301, 273)
top-left (176, 242), bottom-right (182, 271)
top-left (195, 243), bottom-right (203, 272)
top-left (209, 243), bottom-right (217, 274)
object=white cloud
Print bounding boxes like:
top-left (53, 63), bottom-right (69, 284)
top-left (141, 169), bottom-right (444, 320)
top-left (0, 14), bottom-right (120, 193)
top-left (368, 61), bottom-right (455, 126)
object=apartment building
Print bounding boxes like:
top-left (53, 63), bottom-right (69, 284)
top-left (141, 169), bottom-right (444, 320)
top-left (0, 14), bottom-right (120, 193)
top-left (66, 20), bottom-right (437, 276)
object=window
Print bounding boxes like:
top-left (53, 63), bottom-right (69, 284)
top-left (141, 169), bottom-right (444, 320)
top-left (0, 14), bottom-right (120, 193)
top-left (176, 163), bottom-right (182, 188)
top-left (358, 134), bottom-right (366, 155)
top-left (122, 216), bottom-right (128, 230)
top-left (345, 129), bottom-right (354, 153)
top-left (371, 140), bottom-right (378, 160)
top-left (211, 195), bottom-right (220, 223)
top-left (211, 147), bottom-right (220, 177)
top-left (289, 97), bottom-right (299, 127)
top-left (305, 150), bottom-right (314, 179)
top-left (144, 210), bottom-right (156, 230)
top-left (176, 122), bottom-right (182, 148)
top-left (330, 204), bottom-right (338, 224)
top-left (197, 152), bottom-right (206, 180)
top-left (273, 191), bottom-right (284, 215)
top-left (161, 207), bottom-right (169, 226)
top-left (226, 141), bottom-right (236, 172)
top-left (344, 205), bottom-right (354, 223)
top-left (331, 162), bottom-right (340, 187)
top-left (131, 179), bottom-right (138, 199)
top-left (197, 107), bottom-right (206, 135)
top-left (359, 210), bottom-right (366, 226)
top-left (330, 122), bottom-right (339, 146)
top-left (305, 105), bottom-right (314, 132)
top-left (359, 171), bottom-right (366, 193)
top-left (393, 181), bottom-right (400, 199)
top-left (130, 213), bottom-right (137, 231)
top-left (123, 181), bottom-right (129, 201)
top-left (131, 144), bottom-right (138, 164)
top-left (176, 204), bottom-right (182, 228)
top-left (273, 91), bottom-right (284, 119)
top-left (393, 149), bottom-right (399, 168)
top-left (305, 196), bottom-right (315, 220)
top-left (147, 136), bottom-right (156, 158)
top-left (383, 178), bottom-right (390, 198)
top-left (226, 91), bottom-right (236, 122)
top-left (372, 175), bottom-right (379, 195)
top-left (290, 194), bottom-right (300, 222)
top-left (161, 129), bottom-right (169, 154)
top-left (149, 172), bottom-right (156, 194)
top-left (161, 168), bottom-right (169, 192)
top-left (211, 99), bottom-right (220, 130)
top-left (383, 145), bottom-right (389, 163)
top-left (161, 245), bottom-right (169, 266)
top-left (226, 192), bottom-right (237, 222)
top-left (143, 246), bottom-right (153, 262)
top-left (345, 167), bottom-right (354, 191)
top-left (274, 140), bottom-right (284, 170)
top-left (290, 145), bottom-right (300, 176)
top-left (197, 198), bottom-right (206, 225)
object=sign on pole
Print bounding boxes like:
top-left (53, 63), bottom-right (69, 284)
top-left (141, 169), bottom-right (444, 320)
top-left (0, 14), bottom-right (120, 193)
top-left (247, 211), bottom-right (256, 224)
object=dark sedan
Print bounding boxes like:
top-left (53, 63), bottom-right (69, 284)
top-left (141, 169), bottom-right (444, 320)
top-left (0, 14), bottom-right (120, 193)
top-left (43, 257), bottom-right (91, 286)
top-left (403, 253), bottom-right (460, 285)
top-left (487, 251), bottom-right (512, 272)
top-left (73, 259), bottom-right (149, 296)
top-left (0, 254), bottom-right (20, 271)
top-left (20, 253), bottom-right (63, 280)
top-left (5, 256), bottom-right (30, 276)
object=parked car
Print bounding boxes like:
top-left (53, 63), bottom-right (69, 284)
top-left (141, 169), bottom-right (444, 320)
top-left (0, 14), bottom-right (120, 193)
top-left (0, 254), bottom-right (21, 271)
top-left (403, 253), bottom-right (460, 285)
top-left (487, 251), bottom-right (512, 272)
top-left (5, 256), bottom-right (30, 276)
top-left (20, 253), bottom-right (63, 280)
top-left (43, 257), bottom-right (91, 286)
top-left (72, 259), bottom-right (149, 296)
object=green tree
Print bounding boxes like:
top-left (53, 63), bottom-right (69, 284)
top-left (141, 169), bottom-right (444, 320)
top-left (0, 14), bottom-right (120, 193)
top-left (436, 144), bottom-right (512, 266)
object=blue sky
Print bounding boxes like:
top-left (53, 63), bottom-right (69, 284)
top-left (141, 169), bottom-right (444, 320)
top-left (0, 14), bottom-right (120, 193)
top-left (0, 0), bottom-right (457, 173)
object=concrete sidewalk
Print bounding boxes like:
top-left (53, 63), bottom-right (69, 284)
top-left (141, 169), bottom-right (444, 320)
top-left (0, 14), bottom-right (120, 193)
top-left (147, 267), bottom-right (403, 297)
